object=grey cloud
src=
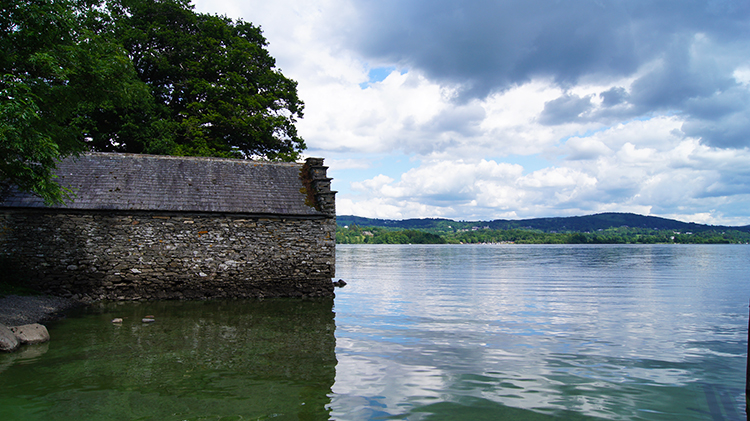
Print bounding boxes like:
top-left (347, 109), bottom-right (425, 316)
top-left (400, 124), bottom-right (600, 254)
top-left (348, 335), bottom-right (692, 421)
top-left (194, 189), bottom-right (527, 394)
top-left (385, 103), bottom-right (486, 156)
top-left (600, 87), bottom-right (629, 107)
top-left (539, 93), bottom-right (594, 125)
top-left (345, 0), bottom-right (750, 145)
top-left (683, 87), bottom-right (750, 121)
top-left (421, 191), bottom-right (477, 206)
top-left (681, 168), bottom-right (750, 199)
top-left (425, 102), bottom-right (486, 135)
top-left (348, 1), bottom-right (748, 95)
top-left (348, 1), bottom-right (634, 98)
top-left (678, 84), bottom-right (750, 148)
top-left (627, 36), bottom-right (737, 110)
top-left (681, 111), bottom-right (750, 149)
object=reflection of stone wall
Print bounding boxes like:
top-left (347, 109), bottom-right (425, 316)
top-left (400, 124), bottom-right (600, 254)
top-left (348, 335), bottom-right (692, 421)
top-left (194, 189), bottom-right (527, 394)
top-left (0, 299), bottom-right (337, 419)
top-left (0, 210), bottom-right (336, 301)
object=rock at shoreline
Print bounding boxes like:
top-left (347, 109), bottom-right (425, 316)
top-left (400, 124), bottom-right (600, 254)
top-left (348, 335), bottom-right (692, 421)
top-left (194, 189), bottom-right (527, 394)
top-left (9, 324), bottom-right (50, 345)
top-left (0, 324), bottom-right (20, 352)
top-left (0, 294), bottom-right (77, 352)
top-left (0, 295), bottom-right (80, 326)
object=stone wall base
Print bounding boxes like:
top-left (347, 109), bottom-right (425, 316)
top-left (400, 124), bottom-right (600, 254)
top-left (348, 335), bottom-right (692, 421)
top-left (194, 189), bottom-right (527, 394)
top-left (0, 210), bottom-right (336, 301)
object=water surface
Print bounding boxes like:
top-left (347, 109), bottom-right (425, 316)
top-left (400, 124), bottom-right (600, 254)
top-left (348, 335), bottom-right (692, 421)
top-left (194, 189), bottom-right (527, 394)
top-left (0, 244), bottom-right (747, 420)
top-left (331, 244), bottom-right (748, 420)
top-left (0, 299), bottom-right (336, 420)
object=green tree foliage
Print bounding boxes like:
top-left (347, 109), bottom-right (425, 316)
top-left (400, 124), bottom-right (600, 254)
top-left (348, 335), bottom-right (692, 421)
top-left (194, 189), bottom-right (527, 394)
top-left (336, 225), bottom-right (750, 245)
top-left (86, 0), bottom-right (305, 160)
top-left (1, 0), bottom-right (146, 203)
top-left (337, 213), bottom-right (747, 234)
top-left (451, 229), bottom-right (567, 244)
top-left (0, 77), bottom-right (66, 203)
top-left (1, 0), bottom-right (305, 203)
top-left (369, 230), bottom-right (445, 244)
top-left (336, 226), bottom-right (446, 244)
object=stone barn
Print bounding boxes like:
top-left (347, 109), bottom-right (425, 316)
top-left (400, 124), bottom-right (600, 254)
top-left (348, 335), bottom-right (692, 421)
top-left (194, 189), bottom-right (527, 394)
top-left (0, 153), bottom-right (336, 301)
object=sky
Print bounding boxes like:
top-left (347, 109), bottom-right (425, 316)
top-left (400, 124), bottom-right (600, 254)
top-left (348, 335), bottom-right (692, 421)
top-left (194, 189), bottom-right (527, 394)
top-left (193, 0), bottom-right (750, 225)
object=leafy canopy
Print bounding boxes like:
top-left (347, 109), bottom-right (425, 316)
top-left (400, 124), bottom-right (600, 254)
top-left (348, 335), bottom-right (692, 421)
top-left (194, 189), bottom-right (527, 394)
top-left (1, 0), bottom-right (146, 203)
top-left (87, 0), bottom-right (306, 160)
top-left (1, 0), bottom-right (305, 204)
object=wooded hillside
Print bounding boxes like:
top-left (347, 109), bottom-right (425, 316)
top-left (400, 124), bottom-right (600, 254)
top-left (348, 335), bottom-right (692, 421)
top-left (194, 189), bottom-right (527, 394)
top-left (337, 213), bottom-right (750, 244)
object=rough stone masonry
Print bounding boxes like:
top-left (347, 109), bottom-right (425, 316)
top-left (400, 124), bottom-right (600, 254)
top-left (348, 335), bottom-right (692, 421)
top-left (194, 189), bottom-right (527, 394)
top-left (0, 153), bottom-right (337, 301)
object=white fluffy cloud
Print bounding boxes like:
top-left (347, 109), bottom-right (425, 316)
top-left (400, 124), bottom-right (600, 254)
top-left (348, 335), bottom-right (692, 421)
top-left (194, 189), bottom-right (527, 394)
top-left (194, 0), bottom-right (750, 225)
top-left (341, 115), bottom-right (750, 223)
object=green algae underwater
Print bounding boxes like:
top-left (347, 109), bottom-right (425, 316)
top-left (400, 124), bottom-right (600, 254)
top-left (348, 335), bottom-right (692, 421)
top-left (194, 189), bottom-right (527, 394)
top-left (0, 299), bottom-right (337, 420)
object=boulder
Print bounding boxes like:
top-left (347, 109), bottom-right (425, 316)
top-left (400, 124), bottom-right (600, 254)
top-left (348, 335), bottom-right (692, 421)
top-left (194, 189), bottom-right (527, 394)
top-left (9, 324), bottom-right (50, 345)
top-left (0, 324), bottom-right (20, 352)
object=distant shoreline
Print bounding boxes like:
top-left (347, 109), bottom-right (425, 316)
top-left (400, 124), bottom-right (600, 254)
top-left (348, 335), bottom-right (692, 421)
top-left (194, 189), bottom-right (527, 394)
top-left (337, 224), bottom-right (750, 245)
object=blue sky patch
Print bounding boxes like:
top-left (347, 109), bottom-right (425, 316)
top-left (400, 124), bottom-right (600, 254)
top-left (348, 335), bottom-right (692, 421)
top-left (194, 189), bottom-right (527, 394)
top-left (359, 66), bottom-right (397, 89)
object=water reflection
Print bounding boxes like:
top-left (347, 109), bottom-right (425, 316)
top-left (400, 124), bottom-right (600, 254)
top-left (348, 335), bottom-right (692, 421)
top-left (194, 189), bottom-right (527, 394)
top-left (0, 342), bottom-right (49, 375)
top-left (332, 244), bottom-right (749, 420)
top-left (0, 299), bottom-right (336, 421)
top-left (1, 245), bottom-right (747, 420)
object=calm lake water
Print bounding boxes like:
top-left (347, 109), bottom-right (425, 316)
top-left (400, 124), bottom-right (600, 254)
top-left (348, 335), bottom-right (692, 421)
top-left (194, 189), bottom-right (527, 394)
top-left (0, 244), bottom-right (748, 420)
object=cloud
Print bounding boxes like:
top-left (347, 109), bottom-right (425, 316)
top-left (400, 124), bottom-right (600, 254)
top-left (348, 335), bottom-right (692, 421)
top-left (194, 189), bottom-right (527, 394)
top-left (344, 1), bottom-right (750, 145)
top-left (341, 116), bottom-right (750, 222)
top-left (298, 70), bottom-right (453, 155)
top-left (347, 1), bottom-right (749, 94)
top-left (347, 1), bottom-right (639, 97)
top-left (193, 0), bottom-right (750, 225)
top-left (680, 86), bottom-right (750, 148)
top-left (424, 102), bottom-right (486, 137)
top-left (538, 94), bottom-right (595, 125)
top-left (198, 0), bottom-right (750, 154)
top-left (325, 158), bottom-right (373, 170)
top-left (600, 87), bottom-right (629, 107)
top-left (563, 137), bottom-right (613, 161)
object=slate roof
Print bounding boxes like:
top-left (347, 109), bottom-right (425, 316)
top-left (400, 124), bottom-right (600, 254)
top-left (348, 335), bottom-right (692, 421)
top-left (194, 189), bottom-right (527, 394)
top-left (0, 153), bottom-right (325, 216)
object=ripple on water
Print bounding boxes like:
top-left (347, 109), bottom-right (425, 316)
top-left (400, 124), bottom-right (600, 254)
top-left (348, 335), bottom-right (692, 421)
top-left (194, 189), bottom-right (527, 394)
top-left (332, 244), bottom-right (749, 420)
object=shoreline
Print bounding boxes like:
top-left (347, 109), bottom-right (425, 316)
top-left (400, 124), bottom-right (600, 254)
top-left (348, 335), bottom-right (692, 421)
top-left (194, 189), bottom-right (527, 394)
top-left (0, 295), bottom-right (83, 326)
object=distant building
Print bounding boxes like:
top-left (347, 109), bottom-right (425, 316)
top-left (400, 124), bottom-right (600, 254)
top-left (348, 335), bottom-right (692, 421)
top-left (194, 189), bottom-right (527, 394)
top-left (0, 153), bottom-right (336, 300)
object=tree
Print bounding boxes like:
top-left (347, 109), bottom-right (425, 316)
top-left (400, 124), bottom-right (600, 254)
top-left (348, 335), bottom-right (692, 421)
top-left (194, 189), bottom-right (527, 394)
top-left (0, 77), bottom-right (66, 203)
top-left (1, 0), bottom-right (148, 203)
top-left (87, 0), bottom-right (306, 161)
top-left (2, 0), bottom-right (305, 203)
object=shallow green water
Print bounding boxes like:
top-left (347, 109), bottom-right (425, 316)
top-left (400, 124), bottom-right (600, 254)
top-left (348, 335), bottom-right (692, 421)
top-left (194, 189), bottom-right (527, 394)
top-left (0, 299), bottom-right (336, 420)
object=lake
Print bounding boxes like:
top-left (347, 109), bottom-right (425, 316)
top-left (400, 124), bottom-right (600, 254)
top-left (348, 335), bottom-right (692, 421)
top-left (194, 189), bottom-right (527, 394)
top-left (0, 244), bottom-right (748, 420)
top-left (333, 244), bottom-right (749, 420)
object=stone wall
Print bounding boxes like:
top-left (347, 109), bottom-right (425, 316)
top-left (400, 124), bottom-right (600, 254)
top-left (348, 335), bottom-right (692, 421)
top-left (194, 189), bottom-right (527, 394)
top-left (0, 210), bottom-right (336, 301)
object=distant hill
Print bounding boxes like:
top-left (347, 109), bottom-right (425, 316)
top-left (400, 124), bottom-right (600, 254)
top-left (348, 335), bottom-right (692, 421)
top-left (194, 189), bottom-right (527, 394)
top-left (337, 213), bottom-right (750, 233)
